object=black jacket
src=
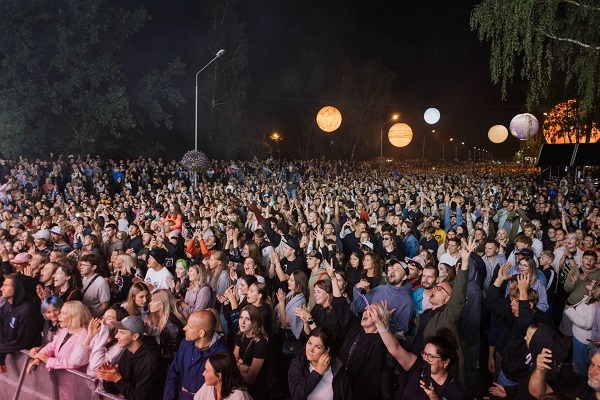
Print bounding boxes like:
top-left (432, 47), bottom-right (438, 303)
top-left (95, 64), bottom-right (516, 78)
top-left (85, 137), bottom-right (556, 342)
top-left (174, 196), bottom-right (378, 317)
top-left (288, 354), bottom-right (353, 400)
top-left (104, 336), bottom-right (166, 400)
top-left (160, 313), bottom-right (185, 365)
top-left (0, 274), bottom-right (43, 364)
top-left (484, 284), bottom-right (554, 383)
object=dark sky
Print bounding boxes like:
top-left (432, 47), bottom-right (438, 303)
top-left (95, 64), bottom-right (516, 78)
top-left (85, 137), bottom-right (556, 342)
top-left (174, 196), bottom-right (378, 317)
top-left (142, 0), bottom-right (528, 159)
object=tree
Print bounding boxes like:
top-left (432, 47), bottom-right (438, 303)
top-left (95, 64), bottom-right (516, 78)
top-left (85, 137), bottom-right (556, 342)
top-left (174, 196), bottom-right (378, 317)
top-left (196, 0), bottom-right (250, 159)
top-left (326, 58), bottom-right (396, 159)
top-left (0, 0), bottom-right (184, 158)
top-left (470, 0), bottom-right (600, 114)
top-left (543, 99), bottom-right (600, 143)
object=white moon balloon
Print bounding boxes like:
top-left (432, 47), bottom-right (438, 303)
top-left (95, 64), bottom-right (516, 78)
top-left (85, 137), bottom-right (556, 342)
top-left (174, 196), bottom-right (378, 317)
top-left (488, 125), bottom-right (509, 144)
top-left (424, 108), bottom-right (440, 125)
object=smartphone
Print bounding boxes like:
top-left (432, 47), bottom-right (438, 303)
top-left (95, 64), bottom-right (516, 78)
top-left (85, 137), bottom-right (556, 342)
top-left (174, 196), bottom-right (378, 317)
top-left (421, 362), bottom-right (432, 388)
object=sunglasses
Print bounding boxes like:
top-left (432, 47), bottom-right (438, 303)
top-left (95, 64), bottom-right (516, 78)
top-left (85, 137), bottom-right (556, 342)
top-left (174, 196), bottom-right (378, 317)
top-left (435, 285), bottom-right (451, 297)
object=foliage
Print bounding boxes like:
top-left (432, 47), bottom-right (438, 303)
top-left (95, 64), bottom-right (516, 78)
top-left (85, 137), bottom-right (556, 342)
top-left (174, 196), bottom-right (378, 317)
top-left (196, 0), bottom-right (250, 159)
top-left (0, 0), bottom-right (185, 158)
top-left (326, 58), bottom-right (396, 159)
top-left (470, 0), bottom-right (600, 114)
top-left (543, 99), bottom-right (600, 143)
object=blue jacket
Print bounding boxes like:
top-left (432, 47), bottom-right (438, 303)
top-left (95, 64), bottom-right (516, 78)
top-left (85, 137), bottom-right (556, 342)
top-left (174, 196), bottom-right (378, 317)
top-left (163, 332), bottom-right (228, 400)
top-left (354, 281), bottom-right (413, 335)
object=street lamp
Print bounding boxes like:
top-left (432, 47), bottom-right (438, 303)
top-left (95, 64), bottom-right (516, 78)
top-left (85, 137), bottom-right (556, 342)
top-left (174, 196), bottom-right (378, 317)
top-left (380, 114), bottom-right (399, 157)
top-left (422, 129), bottom-right (435, 166)
top-left (455, 142), bottom-right (464, 160)
top-left (195, 49), bottom-right (225, 151)
top-left (270, 132), bottom-right (282, 159)
top-left (442, 138), bottom-right (453, 161)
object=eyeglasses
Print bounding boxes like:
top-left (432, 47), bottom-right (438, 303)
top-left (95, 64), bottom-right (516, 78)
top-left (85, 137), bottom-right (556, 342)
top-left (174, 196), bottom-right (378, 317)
top-left (421, 351), bottom-right (442, 362)
top-left (435, 285), bottom-right (451, 297)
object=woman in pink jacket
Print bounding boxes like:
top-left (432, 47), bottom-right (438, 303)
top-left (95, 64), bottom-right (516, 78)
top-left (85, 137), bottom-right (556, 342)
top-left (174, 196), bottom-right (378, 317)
top-left (26, 301), bottom-right (92, 399)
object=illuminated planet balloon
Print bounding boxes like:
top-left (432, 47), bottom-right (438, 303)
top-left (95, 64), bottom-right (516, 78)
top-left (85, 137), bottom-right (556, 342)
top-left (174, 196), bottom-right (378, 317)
top-left (424, 108), bottom-right (441, 125)
top-left (388, 123), bottom-right (413, 147)
top-left (316, 106), bottom-right (342, 132)
top-left (509, 113), bottom-right (539, 140)
top-left (488, 125), bottom-right (509, 144)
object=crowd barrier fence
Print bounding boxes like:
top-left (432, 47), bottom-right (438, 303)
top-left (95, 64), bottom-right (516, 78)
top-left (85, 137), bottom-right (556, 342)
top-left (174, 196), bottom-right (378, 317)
top-left (0, 350), bottom-right (122, 400)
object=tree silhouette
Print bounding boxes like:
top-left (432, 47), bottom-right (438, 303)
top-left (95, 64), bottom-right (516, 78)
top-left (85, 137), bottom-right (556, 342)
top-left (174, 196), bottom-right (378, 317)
top-left (543, 99), bottom-right (600, 144)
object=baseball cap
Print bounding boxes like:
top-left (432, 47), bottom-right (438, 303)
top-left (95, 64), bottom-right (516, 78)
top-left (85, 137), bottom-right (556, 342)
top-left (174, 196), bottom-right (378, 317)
top-left (282, 235), bottom-right (300, 253)
top-left (583, 250), bottom-right (598, 260)
top-left (49, 226), bottom-right (64, 236)
top-left (32, 229), bottom-right (50, 240)
top-left (113, 316), bottom-right (145, 335)
top-left (360, 241), bottom-right (374, 251)
top-left (405, 256), bottom-right (426, 269)
top-left (306, 250), bottom-right (323, 261)
top-left (12, 252), bottom-right (32, 264)
top-left (515, 248), bottom-right (534, 258)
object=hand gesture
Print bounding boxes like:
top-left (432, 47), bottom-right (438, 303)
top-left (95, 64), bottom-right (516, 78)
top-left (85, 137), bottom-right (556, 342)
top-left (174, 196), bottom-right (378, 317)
top-left (497, 262), bottom-right (511, 282)
top-left (356, 279), bottom-right (370, 290)
top-left (88, 318), bottom-right (102, 337)
top-left (419, 379), bottom-right (437, 399)
top-left (324, 258), bottom-right (335, 278)
top-left (517, 272), bottom-right (530, 293)
top-left (536, 348), bottom-right (553, 371)
top-left (276, 288), bottom-right (286, 303)
top-left (487, 382), bottom-right (506, 398)
top-left (315, 352), bottom-right (331, 375)
top-left (294, 305), bottom-right (311, 322)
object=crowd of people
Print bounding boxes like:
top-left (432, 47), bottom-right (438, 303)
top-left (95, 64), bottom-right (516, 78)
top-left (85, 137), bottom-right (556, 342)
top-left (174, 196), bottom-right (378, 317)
top-left (0, 154), bottom-right (599, 399)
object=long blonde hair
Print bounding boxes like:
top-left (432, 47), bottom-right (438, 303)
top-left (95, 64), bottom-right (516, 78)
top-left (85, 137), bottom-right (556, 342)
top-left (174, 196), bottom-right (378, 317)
top-left (148, 289), bottom-right (187, 333)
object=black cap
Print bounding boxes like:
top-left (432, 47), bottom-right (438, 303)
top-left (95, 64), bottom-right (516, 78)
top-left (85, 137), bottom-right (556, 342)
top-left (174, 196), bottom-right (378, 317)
top-left (583, 250), bottom-right (598, 260)
top-left (515, 248), bottom-right (534, 258)
top-left (306, 250), bottom-right (323, 261)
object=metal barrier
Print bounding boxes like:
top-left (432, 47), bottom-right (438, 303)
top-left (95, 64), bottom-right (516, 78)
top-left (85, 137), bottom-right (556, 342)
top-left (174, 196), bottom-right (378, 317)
top-left (0, 351), bottom-right (123, 400)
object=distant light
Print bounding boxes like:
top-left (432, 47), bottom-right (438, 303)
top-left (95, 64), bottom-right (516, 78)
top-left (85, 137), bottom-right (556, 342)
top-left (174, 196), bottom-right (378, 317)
top-left (424, 108), bottom-right (441, 124)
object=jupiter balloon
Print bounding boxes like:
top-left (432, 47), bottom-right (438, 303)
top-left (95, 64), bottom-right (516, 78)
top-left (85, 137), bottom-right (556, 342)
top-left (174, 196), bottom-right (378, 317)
top-left (316, 106), bottom-right (342, 132)
top-left (509, 113), bottom-right (539, 140)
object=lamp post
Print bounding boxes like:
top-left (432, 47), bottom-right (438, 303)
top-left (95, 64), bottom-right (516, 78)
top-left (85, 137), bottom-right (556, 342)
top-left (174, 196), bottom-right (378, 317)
top-left (380, 114), bottom-right (399, 157)
top-left (455, 142), bottom-right (464, 160)
top-left (195, 49), bottom-right (225, 151)
top-left (422, 129), bottom-right (435, 166)
top-left (442, 138), bottom-right (453, 161)
top-left (270, 132), bottom-right (282, 159)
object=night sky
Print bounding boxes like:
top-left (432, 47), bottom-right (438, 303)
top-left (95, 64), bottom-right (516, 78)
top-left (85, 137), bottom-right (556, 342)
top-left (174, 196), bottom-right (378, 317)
top-left (141, 0), bottom-right (528, 160)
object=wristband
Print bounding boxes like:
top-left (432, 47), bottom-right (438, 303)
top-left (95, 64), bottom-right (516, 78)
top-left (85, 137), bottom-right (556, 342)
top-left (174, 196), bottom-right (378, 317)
top-left (307, 318), bottom-right (315, 324)
top-left (377, 326), bottom-right (389, 333)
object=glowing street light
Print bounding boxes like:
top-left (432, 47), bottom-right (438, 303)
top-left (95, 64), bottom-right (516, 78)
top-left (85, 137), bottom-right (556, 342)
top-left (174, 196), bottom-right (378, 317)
top-left (442, 138), bottom-right (453, 161)
top-left (380, 114), bottom-right (399, 157)
top-left (422, 129), bottom-right (435, 166)
top-left (195, 49), bottom-right (225, 151)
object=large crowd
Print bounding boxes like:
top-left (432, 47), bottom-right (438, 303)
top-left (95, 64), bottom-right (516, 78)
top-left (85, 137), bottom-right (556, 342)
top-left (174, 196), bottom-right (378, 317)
top-left (0, 154), bottom-right (599, 400)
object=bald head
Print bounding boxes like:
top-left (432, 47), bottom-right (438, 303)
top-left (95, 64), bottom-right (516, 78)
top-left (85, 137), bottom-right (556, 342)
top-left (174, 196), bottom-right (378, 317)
top-left (184, 310), bottom-right (218, 347)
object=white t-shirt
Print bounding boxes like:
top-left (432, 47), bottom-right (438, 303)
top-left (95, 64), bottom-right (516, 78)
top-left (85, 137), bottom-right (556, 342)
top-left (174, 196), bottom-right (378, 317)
top-left (439, 252), bottom-right (460, 267)
top-left (307, 365), bottom-right (334, 400)
top-left (145, 267), bottom-right (173, 291)
top-left (194, 385), bottom-right (252, 400)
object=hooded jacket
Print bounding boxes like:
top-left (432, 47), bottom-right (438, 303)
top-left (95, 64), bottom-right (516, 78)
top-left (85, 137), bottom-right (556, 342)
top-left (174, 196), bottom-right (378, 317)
top-left (0, 274), bottom-right (43, 364)
top-left (104, 336), bottom-right (165, 400)
top-left (484, 283), bottom-right (554, 383)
